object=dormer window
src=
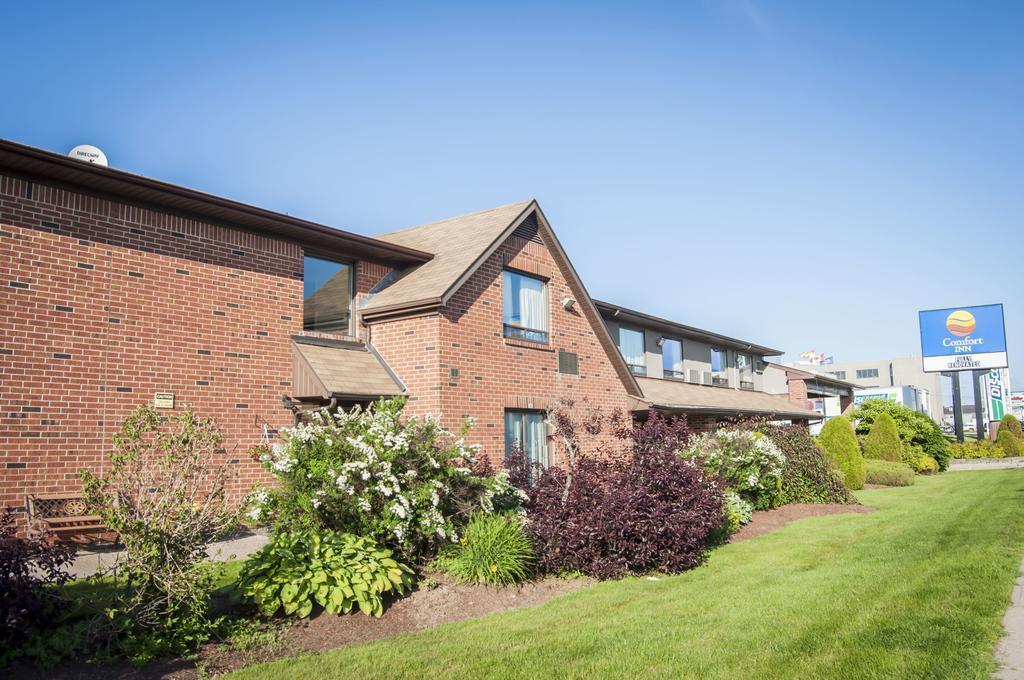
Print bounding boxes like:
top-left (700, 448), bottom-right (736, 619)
top-left (303, 256), bottom-right (353, 334)
top-left (503, 271), bottom-right (549, 343)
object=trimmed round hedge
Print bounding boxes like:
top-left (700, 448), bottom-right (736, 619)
top-left (818, 416), bottom-right (866, 491)
top-left (862, 412), bottom-right (902, 462)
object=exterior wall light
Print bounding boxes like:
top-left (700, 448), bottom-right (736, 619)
top-left (562, 296), bottom-right (576, 310)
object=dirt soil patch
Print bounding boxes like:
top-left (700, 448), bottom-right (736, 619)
top-left (731, 503), bottom-right (875, 543)
top-left (23, 575), bottom-right (593, 680)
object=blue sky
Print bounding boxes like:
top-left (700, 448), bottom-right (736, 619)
top-left (4, 1), bottom-right (1022, 372)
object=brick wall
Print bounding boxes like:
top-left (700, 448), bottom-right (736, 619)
top-left (0, 173), bottom-right (389, 523)
top-left (369, 228), bottom-right (634, 467)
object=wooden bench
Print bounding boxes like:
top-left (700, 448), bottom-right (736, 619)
top-left (26, 493), bottom-right (110, 542)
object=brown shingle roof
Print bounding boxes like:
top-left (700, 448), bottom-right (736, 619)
top-left (361, 200), bottom-right (534, 315)
top-left (292, 338), bottom-right (405, 400)
top-left (636, 377), bottom-right (820, 420)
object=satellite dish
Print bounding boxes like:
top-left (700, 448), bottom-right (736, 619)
top-left (68, 144), bottom-right (108, 167)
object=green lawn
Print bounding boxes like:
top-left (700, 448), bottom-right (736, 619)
top-left (230, 470), bottom-right (1024, 680)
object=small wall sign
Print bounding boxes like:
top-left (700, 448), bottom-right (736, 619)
top-left (154, 392), bottom-right (175, 409)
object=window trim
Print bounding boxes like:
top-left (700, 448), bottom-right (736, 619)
top-left (617, 324), bottom-right (647, 376)
top-left (661, 336), bottom-right (684, 380)
top-left (502, 270), bottom-right (550, 344)
top-left (302, 254), bottom-right (356, 336)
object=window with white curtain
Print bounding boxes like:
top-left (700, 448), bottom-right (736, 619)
top-left (502, 271), bottom-right (549, 343)
top-left (618, 326), bottom-right (646, 376)
top-left (504, 410), bottom-right (548, 468)
top-left (662, 338), bottom-right (683, 378)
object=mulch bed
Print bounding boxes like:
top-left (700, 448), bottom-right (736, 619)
top-left (23, 503), bottom-right (874, 679)
top-left (21, 575), bottom-right (593, 680)
top-left (730, 503), bottom-right (876, 543)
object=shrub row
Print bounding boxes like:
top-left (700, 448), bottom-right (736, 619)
top-left (850, 399), bottom-right (950, 470)
top-left (864, 459), bottom-right (915, 487)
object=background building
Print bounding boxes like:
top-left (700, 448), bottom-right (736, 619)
top-left (786, 356), bottom-right (945, 423)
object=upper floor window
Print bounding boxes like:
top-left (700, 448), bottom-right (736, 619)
top-left (856, 368), bottom-right (880, 379)
top-left (303, 256), bottom-right (353, 334)
top-left (831, 371), bottom-right (847, 380)
top-left (737, 353), bottom-right (754, 390)
top-left (711, 348), bottom-right (729, 386)
top-left (618, 326), bottom-right (646, 376)
top-left (661, 338), bottom-right (683, 379)
top-left (503, 271), bottom-right (549, 343)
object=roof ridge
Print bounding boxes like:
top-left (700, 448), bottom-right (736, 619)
top-left (374, 199), bottom-right (534, 240)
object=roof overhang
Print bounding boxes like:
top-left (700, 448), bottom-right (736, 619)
top-left (0, 138), bottom-right (433, 267)
top-left (594, 300), bottom-right (783, 356)
top-left (639, 402), bottom-right (822, 421)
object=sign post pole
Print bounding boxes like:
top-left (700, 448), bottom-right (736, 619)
top-left (951, 373), bottom-right (964, 443)
top-left (971, 370), bottom-right (986, 441)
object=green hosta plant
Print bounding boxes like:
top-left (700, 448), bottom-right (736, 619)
top-left (237, 530), bottom-right (414, 619)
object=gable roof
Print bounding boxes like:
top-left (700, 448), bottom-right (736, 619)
top-left (360, 200), bottom-right (534, 316)
top-left (361, 199), bottom-right (642, 399)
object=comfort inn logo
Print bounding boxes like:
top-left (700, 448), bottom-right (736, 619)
top-left (945, 310), bottom-right (976, 337)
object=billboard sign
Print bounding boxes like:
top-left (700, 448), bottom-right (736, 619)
top-left (983, 368), bottom-right (1009, 422)
top-left (1011, 391), bottom-right (1024, 421)
top-left (918, 304), bottom-right (1007, 373)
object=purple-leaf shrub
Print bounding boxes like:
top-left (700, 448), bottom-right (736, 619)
top-left (513, 412), bottom-right (725, 579)
top-left (0, 507), bottom-right (76, 648)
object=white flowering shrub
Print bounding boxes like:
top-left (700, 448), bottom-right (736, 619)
top-left (722, 489), bottom-right (754, 534)
top-left (684, 429), bottom-right (785, 510)
top-left (253, 398), bottom-right (525, 561)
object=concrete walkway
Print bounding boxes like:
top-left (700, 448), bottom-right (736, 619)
top-left (948, 457), bottom-right (1024, 472)
top-left (996, 558), bottom-right (1024, 679)
top-left (69, 528), bottom-right (270, 579)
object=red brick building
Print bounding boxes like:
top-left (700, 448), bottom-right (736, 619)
top-left (1, 139), bottom-right (816, 530)
top-left (0, 140), bottom-right (642, 527)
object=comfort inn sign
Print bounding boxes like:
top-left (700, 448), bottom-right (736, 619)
top-left (918, 304), bottom-right (1008, 373)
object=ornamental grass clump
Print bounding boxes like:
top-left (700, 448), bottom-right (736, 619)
top-left (817, 416), bottom-right (866, 490)
top-left (512, 410), bottom-right (724, 580)
top-left (684, 428), bottom-right (785, 510)
top-left (432, 513), bottom-right (534, 585)
top-left (861, 412), bottom-right (903, 462)
top-left (237, 530), bottom-right (413, 619)
top-left (251, 398), bottom-right (525, 562)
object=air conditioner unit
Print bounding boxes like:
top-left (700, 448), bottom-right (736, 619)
top-left (702, 371), bottom-right (713, 386)
top-left (688, 369), bottom-right (701, 384)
